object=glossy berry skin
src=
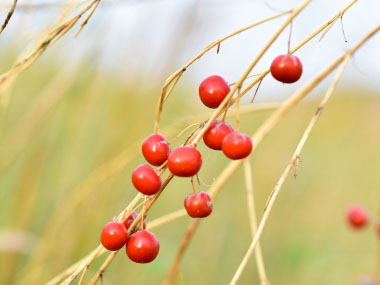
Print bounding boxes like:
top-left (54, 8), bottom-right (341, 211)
top-left (123, 211), bottom-right (146, 230)
top-left (270, 55), bottom-right (303, 84)
top-left (167, 146), bottom-right (202, 177)
top-left (203, 120), bottom-right (234, 150)
top-left (100, 222), bottom-right (128, 251)
top-left (126, 230), bottom-right (160, 263)
top-left (199, 75), bottom-right (230, 108)
top-left (142, 134), bottom-right (170, 166)
top-left (222, 133), bottom-right (253, 160)
top-left (346, 205), bottom-right (369, 229)
top-left (132, 164), bottom-right (162, 195)
top-left (184, 191), bottom-right (213, 218)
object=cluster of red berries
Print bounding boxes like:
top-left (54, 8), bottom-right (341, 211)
top-left (100, 211), bottom-right (159, 263)
top-left (346, 204), bottom-right (380, 237)
top-left (99, 54), bottom-right (304, 262)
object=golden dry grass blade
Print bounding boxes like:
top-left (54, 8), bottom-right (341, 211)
top-left (0, 0), bottom-right (101, 97)
top-left (243, 160), bottom-right (269, 285)
top-left (0, 0), bottom-right (17, 34)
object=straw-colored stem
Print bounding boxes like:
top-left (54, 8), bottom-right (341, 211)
top-left (229, 52), bottom-right (355, 285)
top-left (243, 160), bottom-right (269, 285)
top-left (191, 0), bottom-right (311, 146)
top-left (224, 0), bottom-right (359, 109)
top-left (153, 10), bottom-right (292, 133)
top-left (0, 0), bottom-right (100, 96)
top-left (0, 0), bottom-right (17, 34)
top-left (88, 251), bottom-right (118, 285)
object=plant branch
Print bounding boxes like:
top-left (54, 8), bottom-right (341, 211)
top-left (230, 49), bottom-right (360, 285)
top-left (243, 160), bottom-right (269, 285)
top-left (0, 0), bottom-right (17, 34)
top-left (153, 10), bottom-right (292, 133)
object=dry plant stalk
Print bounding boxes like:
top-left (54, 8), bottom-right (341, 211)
top-left (229, 27), bottom-right (379, 282)
top-left (243, 160), bottom-right (269, 285)
top-left (0, 0), bottom-right (101, 95)
top-left (0, 0), bottom-right (17, 34)
top-left (153, 9), bottom-right (292, 133)
top-left (45, 1), bottom-right (364, 284)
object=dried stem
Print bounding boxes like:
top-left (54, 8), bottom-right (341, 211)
top-left (232, 0), bottom-right (358, 106)
top-left (0, 0), bottom-right (101, 95)
top-left (75, 0), bottom-right (100, 37)
top-left (0, 0), bottom-right (17, 34)
top-left (191, 0), bottom-right (311, 146)
top-left (230, 48), bottom-right (361, 285)
top-left (153, 10), bottom-right (292, 133)
top-left (243, 160), bottom-right (269, 285)
top-left (162, 219), bottom-right (200, 285)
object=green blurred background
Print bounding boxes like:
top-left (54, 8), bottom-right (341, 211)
top-left (0, 1), bottom-right (380, 284)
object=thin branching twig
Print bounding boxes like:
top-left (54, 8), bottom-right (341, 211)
top-left (0, 0), bottom-right (17, 34)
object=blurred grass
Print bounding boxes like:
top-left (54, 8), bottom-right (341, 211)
top-left (0, 53), bottom-right (380, 285)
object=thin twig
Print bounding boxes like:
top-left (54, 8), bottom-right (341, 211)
top-left (75, 0), bottom-right (100, 37)
top-left (243, 160), bottom-right (269, 285)
top-left (230, 51), bottom-right (359, 285)
top-left (0, 0), bottom-right (17, 34)
top-left (0, 0), bottom-right (101, 96)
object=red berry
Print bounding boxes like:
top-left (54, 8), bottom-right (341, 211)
top-left (123, 211), bottom-right (146, 230)
top-left (199, 75), bottom-right (230, 108)
top-left (376, 219), bottom-right (380, 238)
top-left (126, 230), bottom-right (160, 263)
top-left (270, 55), bottom-right (302, 84)
top-left (132, 164), bottom-right (162, 195)
top-left (167, 146), bottom-right (202, 177)
top-left (184, 191), bottom-right (213, 218)
top-left (222, 133), bottom-right (253, 160)
top-left (100, 222), bottom-right (128, 251)
top-left (346, 205), bottom-right (369, 229)
top-left (142, 134), bottom-right (170, 166)
top-left (203, 120), bottom-right (234, 150)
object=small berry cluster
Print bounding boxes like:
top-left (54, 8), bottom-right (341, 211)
top-left (99, 54), bottom-right (304, 263)
top-left (100, 211), bottom-right (159, 263)
top-left (346, 204), bottom-right (380, 238)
